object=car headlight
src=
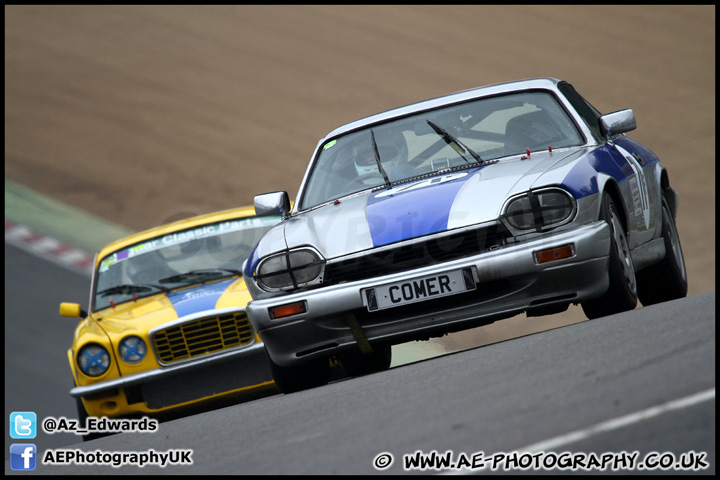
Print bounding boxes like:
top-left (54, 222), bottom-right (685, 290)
top-left (256, 248), bottom-right (325, 291)
top-left (77, 343), bottom-right (111, 377)
top-left (503, 188), bottom-right (576, 232)
top-left (119, 336), bottom-right (147, 364)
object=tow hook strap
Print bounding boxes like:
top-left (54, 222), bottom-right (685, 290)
top-left (346, 312), bottom-right (374, 354)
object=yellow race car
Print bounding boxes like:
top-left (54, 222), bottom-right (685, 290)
top-left (60, 206), bottom-right (283, 427)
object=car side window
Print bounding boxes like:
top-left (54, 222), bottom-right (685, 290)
top-left (558, 82), bottom-right (603, 141)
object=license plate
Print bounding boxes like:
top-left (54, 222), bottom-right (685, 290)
top-left (363, 267), bottom-right (476, 312)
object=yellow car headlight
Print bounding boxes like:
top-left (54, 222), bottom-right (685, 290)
top-left (118, 336), bottom-right (147, 364)
top-left (77, 343), bottom-right (111, 377)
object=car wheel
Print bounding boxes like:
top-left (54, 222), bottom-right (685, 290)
top-left (268, 356), bottom-right (330, 394)
top-left (339, 344), bottom-right (392, 377)
top-left (636, 192), bottom-right (688, 305)
top-left (582, 192), bottom-right (637, 319)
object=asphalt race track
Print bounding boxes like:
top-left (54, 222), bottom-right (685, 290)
top-left (4, 243), bottom-right (715, 474)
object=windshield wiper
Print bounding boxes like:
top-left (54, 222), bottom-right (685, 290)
top-left (427, 120), bottom-right (484, 164)
top-left (370, 129), bottom-right (392, 186)
top-left (97, 283), bottom-right (170, 297)
top-left (158, 268), bottom-right (242, 285)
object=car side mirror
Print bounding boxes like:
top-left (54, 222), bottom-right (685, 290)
top-left (60, 302), bottom-right (87, 318)
top-left (254, 191), bottom-right (291, 219)
top-left (599, 109), bottom-right (636, 141)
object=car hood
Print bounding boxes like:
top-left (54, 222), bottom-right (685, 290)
top-left (89, 276), bottom-right (252, 336)
top-left (277, 148), bottom-right (591, 260)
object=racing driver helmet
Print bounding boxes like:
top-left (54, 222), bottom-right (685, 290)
top-left (351, 132), bottom-right (408, 179)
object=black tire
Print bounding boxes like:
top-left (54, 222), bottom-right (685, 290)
top-left (268, 355), bottom-right (330, 394)
top-left (636, 192), bottom-right (688, 305)
top-left (582, 192), bottom-right (637, 319)
top-left (339, 344), bottom-right (392, 378)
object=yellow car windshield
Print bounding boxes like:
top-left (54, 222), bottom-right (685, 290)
top-left (93, 215), bottom-right (280, 311)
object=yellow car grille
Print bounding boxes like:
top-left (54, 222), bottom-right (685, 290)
top-left (153, 311), bottom-right (254, 364)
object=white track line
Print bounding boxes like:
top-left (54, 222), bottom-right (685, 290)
top-left (449, 387), bottom-right (715, 474)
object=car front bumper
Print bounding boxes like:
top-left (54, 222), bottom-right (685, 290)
top-left (71, 342), bottom-right (275, 417)
top-left (247, 221), bottom-right (611, 367)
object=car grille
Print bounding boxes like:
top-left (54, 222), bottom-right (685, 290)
top-left (324, 223), bottom-right (509, 285)
top-left (152, 311), bottom-right (254, 364)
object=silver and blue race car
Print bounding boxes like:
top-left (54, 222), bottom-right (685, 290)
top-left (243, 78), bottom-right (687, 393)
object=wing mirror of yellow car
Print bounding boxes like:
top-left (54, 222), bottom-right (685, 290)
top-left (59, 302), bottom-right (87, 318)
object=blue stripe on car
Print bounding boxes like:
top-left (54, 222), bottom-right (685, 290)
top-left (366, 168), bottom-right (481, 247)
top-left (166, 277), bottom-right (237, 317)
top-left (560, 155), bottom-right (603, 198)
top-left (560, 140), bottom-right (658, 201)
top-left (244, 245), bottom-right (260, 279)
top-left (561, 145), bottom-right (629, 198)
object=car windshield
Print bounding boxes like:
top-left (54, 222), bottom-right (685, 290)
top-left (92, 215), bottom-right (281, 311)
top-left (299, 91), bottom-right (584, 210)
